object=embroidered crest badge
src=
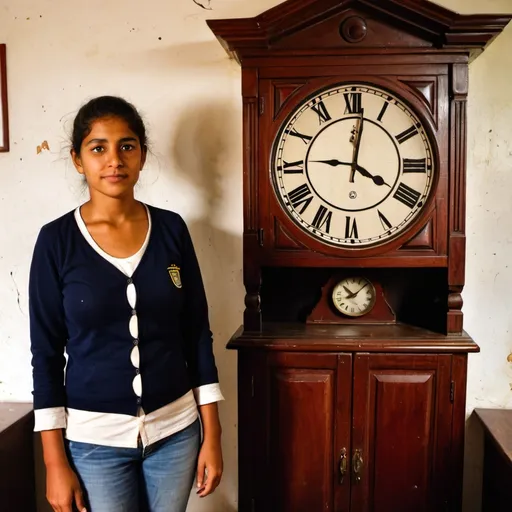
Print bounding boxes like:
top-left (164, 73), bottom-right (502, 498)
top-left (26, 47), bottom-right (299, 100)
top-left (167, 264), bottom-right (182, 288)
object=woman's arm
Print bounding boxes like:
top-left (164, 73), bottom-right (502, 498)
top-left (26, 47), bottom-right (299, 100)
top-left (41, 430), bottom-right (87, 512)
top-left (196, 402), bottom-right (223, 498)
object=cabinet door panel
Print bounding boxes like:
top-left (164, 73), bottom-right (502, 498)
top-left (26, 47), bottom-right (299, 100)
top-left (267, 353), bottom-right (338, 512)
top-left (352, 354), bottom-right (452, 512)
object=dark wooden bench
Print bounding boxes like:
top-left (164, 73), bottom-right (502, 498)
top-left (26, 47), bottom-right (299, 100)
top-left (475, 408), bottom-right (512, 512)
top-left (0, 403), bottom-right (36, 511)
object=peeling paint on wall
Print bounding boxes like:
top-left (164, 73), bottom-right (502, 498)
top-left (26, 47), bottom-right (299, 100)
top-left (36, 140), bottom-right (50, 154)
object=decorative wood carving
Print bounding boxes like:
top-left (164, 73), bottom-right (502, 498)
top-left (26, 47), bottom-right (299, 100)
top-left (399, 76), bottom-right (438, 124)
top-left (273, 82), bottom-right (306, 117)
top-left (400, 219), bottom-right (434, 251)
top-left (307, 277), bottom-right (396, 325)
top-left (274, 218), bottom-right (308, 250)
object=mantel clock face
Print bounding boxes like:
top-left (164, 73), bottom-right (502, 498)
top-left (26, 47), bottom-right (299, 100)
top-left (271, 83), bottom-right (435, 248)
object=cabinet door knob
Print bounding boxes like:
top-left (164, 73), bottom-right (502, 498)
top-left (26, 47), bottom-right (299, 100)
top-left (353, 449), bottom-right (364, 483)
top-left (339, 448), bottom-right (347, 484)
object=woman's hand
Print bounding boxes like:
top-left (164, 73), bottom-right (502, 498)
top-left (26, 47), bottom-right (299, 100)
top-left (46, 463), bottom-right (87, 512)
top-left (196, 436), bottom-right (223, 497)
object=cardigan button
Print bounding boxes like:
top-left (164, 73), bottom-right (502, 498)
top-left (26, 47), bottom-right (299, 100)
top-left (132, 309), bottom-right (137, 316)
top-left (133, 339), bottom-right (139, 346)
top-left (135, 368), bottom-right (140, 375)
top-left (136, 398), bottom-right (141, 404)
top-left (127, 278), bottom-right (133, 284)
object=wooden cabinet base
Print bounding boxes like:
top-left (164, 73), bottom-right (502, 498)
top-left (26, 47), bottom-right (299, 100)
top-left (232, 324), bottom-right (477, 512)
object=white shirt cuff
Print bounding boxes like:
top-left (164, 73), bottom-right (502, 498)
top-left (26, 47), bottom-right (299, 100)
top-left (34, 407), bottom-right (67, 432)
top-left (193, 383), bottom-right (225, 406)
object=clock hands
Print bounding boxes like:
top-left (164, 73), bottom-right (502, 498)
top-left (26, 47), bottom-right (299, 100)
top-left (343, 282), bottom-right (369, 299)
top-left (355, 164), bottom-right (392, 188)
top-left (350, 110), bottom-right (364, 183)
top-left (312, 160), bottom-right (391, 187)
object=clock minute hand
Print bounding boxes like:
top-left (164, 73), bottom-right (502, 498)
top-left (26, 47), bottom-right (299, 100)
top-left (351, 283), bottom-right (368, 297)
top-left (350, 110), bottom-right (364, 183)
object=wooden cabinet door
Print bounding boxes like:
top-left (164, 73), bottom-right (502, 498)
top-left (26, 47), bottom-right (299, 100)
top-left (351, 354), bottom-right (453, 512)
top-left (263, 352), bottom-right (352, 512)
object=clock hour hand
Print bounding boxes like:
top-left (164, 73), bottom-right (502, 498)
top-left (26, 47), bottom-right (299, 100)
top-left (355, 164), bottom-right (391, 188)
top-left (342, 285), bottom-right (355, 298)
top-left (312, 159), bottom-right (352, 167)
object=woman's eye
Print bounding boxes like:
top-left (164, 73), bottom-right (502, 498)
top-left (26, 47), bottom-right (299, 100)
top-left (121, 144), bottom-right (135, 151)
top-left (91, 146), bottom-right (104, 153)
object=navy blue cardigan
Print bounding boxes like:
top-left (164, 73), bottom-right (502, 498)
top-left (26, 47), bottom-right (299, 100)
top-left (29, 205), bottom-right (219, 416)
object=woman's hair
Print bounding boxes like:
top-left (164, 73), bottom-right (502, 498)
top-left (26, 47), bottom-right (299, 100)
top-left (71, 96), bottom-right (147, 155)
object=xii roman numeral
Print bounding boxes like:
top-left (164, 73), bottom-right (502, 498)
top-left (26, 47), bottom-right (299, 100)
top-left (396, 124), bottom-right (421, 144)
top-left (287, 184), bottom-right (313, 214)
top-left (403, 158), bottom-right (427, 173)
top-left (312, 205), bottom-right (332, 233)
top-left (310, 99), bottom-right (332, 124)
top-left (344, 92), bottom-right (362, 114)
top-left (278, 160), bottom-right (304, 174)
top-left (393, 183), bottom-right (421, 209)
top-left (287, 128), bottom-right (313, 145)
top-left (345, 216), bottom-right (359, 239)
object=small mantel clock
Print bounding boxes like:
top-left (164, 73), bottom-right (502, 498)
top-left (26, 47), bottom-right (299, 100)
top-left (208, 1), bottom-right (510, 511)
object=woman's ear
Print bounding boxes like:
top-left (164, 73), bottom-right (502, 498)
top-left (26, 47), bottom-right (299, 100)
top-left (140, 145), bottom-right (148, 170)
top-left (71, 149), bottom-right (84, 175)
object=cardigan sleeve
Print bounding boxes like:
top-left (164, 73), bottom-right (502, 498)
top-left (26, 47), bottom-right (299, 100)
top-left (179, 218), bottom-right (220, 390)
top-left (29, 226), bottom-right (68, 411)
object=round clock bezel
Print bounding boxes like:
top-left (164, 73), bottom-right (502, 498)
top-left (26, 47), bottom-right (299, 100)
top-left (268, 75), bottom-right (440, 257)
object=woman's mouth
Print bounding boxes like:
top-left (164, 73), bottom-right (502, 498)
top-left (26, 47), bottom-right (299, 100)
top-left (103, 174), bottom-right (128, 183)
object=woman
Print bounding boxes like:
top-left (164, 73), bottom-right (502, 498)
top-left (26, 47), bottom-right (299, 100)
top-left (29, 96), bottom-right (224, 512)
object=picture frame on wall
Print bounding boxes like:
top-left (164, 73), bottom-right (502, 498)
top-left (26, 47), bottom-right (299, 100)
top-left (0, 44), bottom-right (9, 152)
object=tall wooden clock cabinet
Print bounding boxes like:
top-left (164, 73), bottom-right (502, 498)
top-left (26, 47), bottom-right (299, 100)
top-left (208, 2), bottom-right (510, 511)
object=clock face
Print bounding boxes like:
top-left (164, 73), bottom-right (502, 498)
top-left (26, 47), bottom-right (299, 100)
top-left (332, 277), bottom-right (376, 317)
top-left (271, 83), bottom-right (435, 247)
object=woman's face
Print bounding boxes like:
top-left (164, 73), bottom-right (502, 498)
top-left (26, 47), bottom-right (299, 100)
top-left (72, 116), bottom-right (146, 200)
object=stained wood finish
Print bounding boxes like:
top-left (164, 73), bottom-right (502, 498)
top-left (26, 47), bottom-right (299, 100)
top-left (352, 354), bottom-right (453, 512)
top-left (475, 409), bottom-right (512, 512)
top-left (266, 353), bottom-right (338, 512)
top-left (0, 403), bottom-right (36, 511)
top-left (208, 2), bottom-right (510, 511)
top-left (207, 0), bottom-right (511, 63)
top-left (228, 323), bottom-right (479, 354)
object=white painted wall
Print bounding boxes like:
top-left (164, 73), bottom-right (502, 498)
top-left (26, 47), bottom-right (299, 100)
top-left (0, 0), bottom-right (510, 511)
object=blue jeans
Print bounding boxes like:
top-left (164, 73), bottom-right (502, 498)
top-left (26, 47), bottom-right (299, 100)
top-left (66, 419), bottom-right (200, 512)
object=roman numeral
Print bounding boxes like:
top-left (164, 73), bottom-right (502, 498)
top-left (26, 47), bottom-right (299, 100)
top-left (403, 158), bottom-right (427, 173)
top-left (396, 124), bottom-right (420, 144)
top-left (312, 205), bottom-right (333, 233)
top-left (377, 99), bottom-right (390, 122)
top-left (344, 92), bottom-right (362, 114)
top-left (287, 128), bottom-right (313, 145)
top-left (393, 183), bottom-right (421, 209)
top-left (310, 99), bottom-right (332, 124)
top-left (377, 210), bottom-right (392, 231)
top-left (345, 216), bottom-right (359, 239)
top-left (288, 184), bottom-right (313, 214)
top-left (278, 160), bottom-right (304, 174)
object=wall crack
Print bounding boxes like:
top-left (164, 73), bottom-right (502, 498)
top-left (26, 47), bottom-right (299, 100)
top-left (193, 0), bottom-right (212, 10)
top-left (10, 271), bottom-right (24, 315)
